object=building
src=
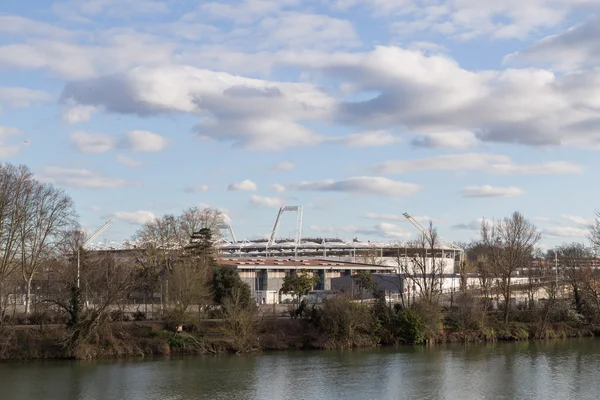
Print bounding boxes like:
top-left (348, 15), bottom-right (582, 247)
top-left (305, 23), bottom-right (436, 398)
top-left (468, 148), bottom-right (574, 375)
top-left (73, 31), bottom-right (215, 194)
top-left (216, 257), bottom-right (395, 304)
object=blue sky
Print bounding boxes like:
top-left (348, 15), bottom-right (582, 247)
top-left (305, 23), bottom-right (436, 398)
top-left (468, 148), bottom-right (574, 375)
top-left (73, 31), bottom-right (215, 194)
top-left (1, 0), bottom-right (600, 248)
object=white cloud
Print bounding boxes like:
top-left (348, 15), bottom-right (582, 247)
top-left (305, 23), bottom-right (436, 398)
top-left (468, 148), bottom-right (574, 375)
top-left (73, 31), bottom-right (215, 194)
top-left (116, 154), bottom-right (144, 168)
top-left (249, 194), bottom-right (285, 207)
top-left (0, 86), bottom-right (51, 107)
top-left (123, 130), bottom-right (167, 153)
top-left (544, 226), bottom-right (589, 238)
top-left (271, 161), bottom-right (295, 171)
top-left (228, 179), bottom-right (258, 191)
top-left (364, 213), bottom-right (404, 222)
top-left (342, 0), bottom-right (586, 40)
top-left (461, 185), bottom-right (525, 198)
top-left (0, 14), bottom-right (76, 38)
top-left (506, 17), bottom-right (600, 71)
top-left (0, 126), bottom-right (22, 158)
top-left (0, 126), bottom-right (20, 140)
top-left (288, 176), bottom-right (421, 197)
top-left (62, 104), bottom-right (97, 124)
top-left (53, 0), bottom-right (170, 19)
top-left (113, 210), bottom-right (156, 225)
top-left (451, 217), bottom-right (493, 230)
top-left (291, 45), bottom-right (600, 150)
top-left (334, 130), bottom-right (401, 147)
top-left (70, 131), bottom-right (116, 153)
top-left (412, 130), bottom-right (480, 149)
top-left (561, 215), bottom-right (593, 226)
top-left (271, 184), bottom-right (286, 192)
top-left (374, 153), bottom-right (582, 175)
top-left (0, 146), bottom-right (20, 158)
top-left (357, 222), bottom-right (412, 239)
top-left (60, 65), bottom-right (333, 150)
top-left (185, 185), bottom-right (210, 193)
top-left (310, 222), bottom-right (412, 239)
top-left (38, 167), bottom-right (132, 188)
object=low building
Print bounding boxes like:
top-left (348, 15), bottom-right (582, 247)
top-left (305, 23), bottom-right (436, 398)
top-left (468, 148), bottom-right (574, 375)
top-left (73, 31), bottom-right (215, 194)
top-left (216, 257), bottom-right (395, 304)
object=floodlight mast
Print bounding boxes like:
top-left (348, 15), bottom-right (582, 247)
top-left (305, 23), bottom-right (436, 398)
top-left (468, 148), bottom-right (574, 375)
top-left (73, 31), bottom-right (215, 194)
top-left (402, 212), bottom-right (431, 240)
top-left (216, 224), bottom-right (237, 244)
top-left (267, 206), bottom-right (303, 257)
top-left (77, 220), bottom-right (114, 289)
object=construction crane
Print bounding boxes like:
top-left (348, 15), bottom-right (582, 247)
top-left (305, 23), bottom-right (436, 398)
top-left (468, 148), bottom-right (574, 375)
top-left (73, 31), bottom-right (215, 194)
top-left (77, 220), bottom-right (114, 288)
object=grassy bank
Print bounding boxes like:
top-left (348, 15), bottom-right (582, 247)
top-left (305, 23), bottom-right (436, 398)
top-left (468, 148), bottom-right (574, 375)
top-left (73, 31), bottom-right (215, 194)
top-left (1, 300), bottom-right (599, 361)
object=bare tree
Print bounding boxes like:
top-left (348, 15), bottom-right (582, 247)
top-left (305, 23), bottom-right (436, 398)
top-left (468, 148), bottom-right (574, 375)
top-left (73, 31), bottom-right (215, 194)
top-left (133, 208), bottom-right (224, 318)
top-left (0, 164), bottom-right (34, 319)
top-left (556, 243), bottom-right (593, 313)
top-left (396, 221), bottom-right (445, 304)
top-left (589, 210), bottom-right (600, 249)
top-left (18, 181), bottom-right (76, 314)
top-left (168, 256), bottom-right (213, 321)
top-left (481, 212), bottom-right (541, 325)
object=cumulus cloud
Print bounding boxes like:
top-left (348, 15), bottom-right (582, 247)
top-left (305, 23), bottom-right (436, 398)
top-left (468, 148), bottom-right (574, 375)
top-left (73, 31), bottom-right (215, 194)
top-left (60, 66), bottom-right (332, 150)
top-left (374, 153), bottom-right (582, 175)
top-left (113, 210), bottom-right (156, 225)
top-left (288, 176), bottom-right (421, 197)
top-left (228, 179), bottom-right (258, 191)
top-left (461, 185), bottom-right (525, 198)
top-left (0, 86), bottom-right (51, 107)
top-left (116, 154), bottom-right (144, 168)
top-left (70, 131), bottom-right (116, 153)
top-left (38, 167), bottom-right (132, 188)
top-left (290, 46), bottom-right (600, 149)
top-left (271, 161), bottom-right (295, 171)
top-left (123, 130), bottom-right (167, 153)
top-left (249, 194), bottom-right (285, 207)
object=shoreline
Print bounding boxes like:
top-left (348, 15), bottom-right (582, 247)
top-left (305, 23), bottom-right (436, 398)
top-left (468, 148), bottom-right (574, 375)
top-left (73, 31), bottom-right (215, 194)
top-left (1, 319), bottom-right (597, 362)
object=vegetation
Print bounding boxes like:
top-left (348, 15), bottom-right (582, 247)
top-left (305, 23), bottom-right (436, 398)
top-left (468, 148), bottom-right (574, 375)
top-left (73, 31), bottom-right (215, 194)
top-left (3, 161), bottom-right (600, 360)
top-left (280, 270), bottom-right (319, 312)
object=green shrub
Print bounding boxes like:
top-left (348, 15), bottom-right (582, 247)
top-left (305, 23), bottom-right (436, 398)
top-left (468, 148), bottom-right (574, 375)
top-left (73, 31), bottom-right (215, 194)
top-left (395, 308), bottom-right (425, 345)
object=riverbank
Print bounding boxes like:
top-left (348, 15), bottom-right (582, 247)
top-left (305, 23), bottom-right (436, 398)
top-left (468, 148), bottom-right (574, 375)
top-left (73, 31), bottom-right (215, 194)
top-left (0, 316), bottom-right (598, 361)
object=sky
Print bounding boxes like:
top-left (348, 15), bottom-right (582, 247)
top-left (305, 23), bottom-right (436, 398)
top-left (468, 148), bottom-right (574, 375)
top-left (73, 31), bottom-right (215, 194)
top-left (1, 0), bottom-right (600, 249)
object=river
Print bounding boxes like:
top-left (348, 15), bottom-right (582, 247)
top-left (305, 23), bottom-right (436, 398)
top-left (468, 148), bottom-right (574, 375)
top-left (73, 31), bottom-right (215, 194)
top-left (1, 339), bottom-right (599, 400)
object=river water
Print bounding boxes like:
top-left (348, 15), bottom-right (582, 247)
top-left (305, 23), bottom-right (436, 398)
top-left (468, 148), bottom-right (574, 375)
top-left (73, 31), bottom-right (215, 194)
top-left (1, 339), bottom-right (599, 400)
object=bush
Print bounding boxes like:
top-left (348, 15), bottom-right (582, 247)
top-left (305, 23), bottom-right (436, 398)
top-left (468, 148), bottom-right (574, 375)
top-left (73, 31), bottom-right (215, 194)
top-left (310, 295), bottom-right (379, 349)
top-left (394, 308), bottom-right (425, 344)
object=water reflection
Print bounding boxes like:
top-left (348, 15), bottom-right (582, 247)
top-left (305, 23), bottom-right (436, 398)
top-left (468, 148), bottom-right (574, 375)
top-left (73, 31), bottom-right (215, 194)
top-left (1, 339), bottom-right (599, 400)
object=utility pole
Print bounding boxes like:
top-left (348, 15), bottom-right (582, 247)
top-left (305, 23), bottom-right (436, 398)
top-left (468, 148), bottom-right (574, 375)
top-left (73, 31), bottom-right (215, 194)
top-left (77, 220), bottom-right (114, 288)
